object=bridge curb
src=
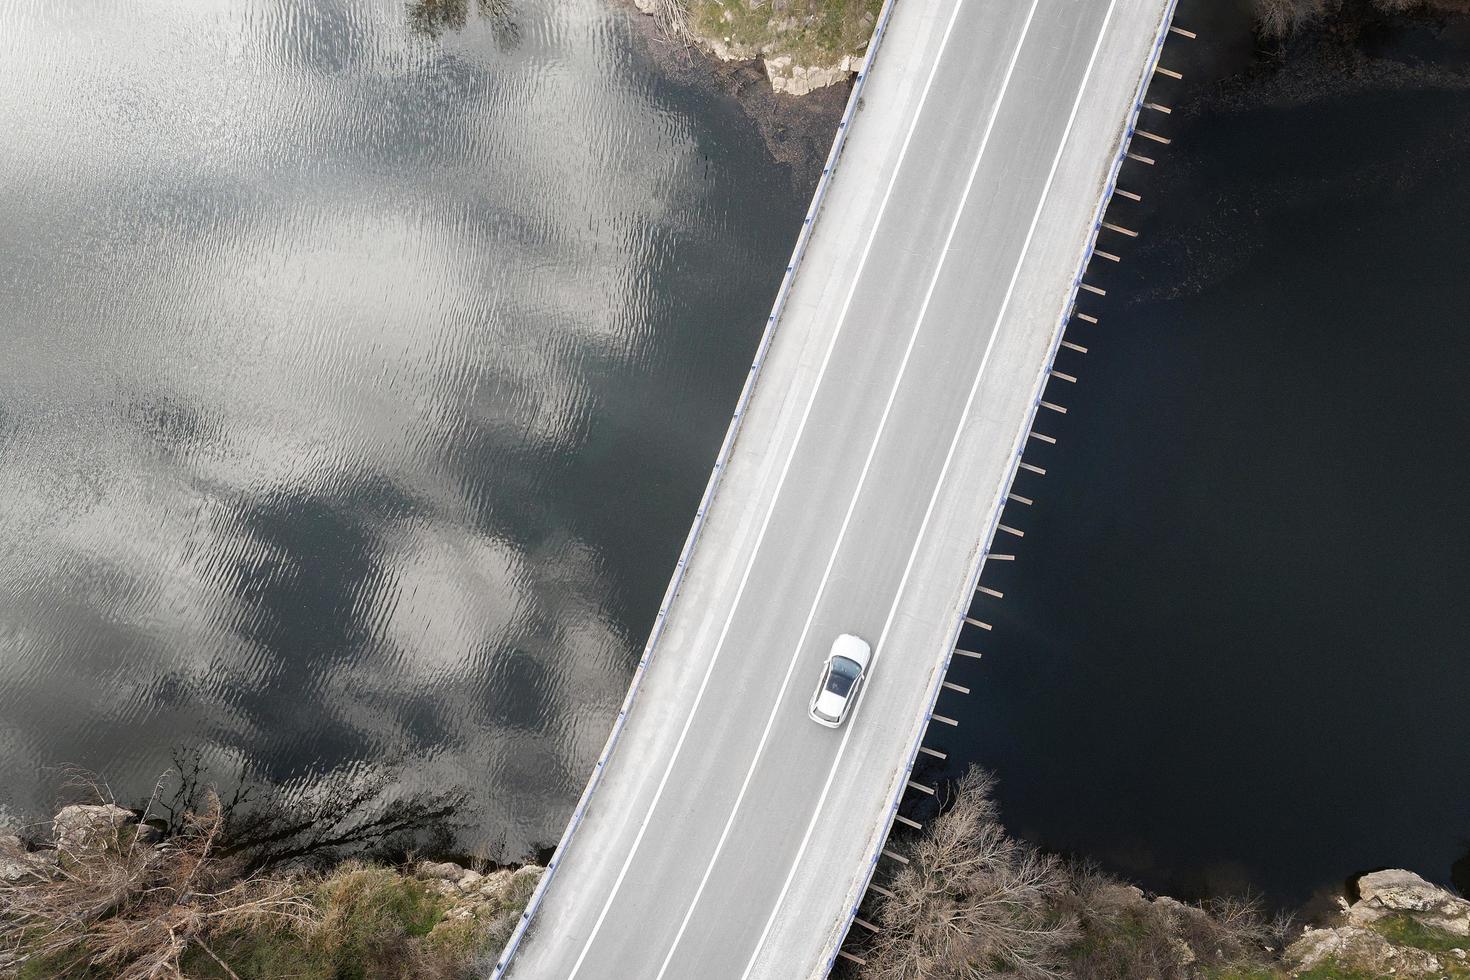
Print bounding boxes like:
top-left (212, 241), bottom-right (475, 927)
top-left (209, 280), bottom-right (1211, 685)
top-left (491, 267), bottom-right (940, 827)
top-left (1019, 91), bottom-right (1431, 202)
top-left (817, 0), bottom-right (1182, 974)
top-left (488, 0), bottom-right (905, 973)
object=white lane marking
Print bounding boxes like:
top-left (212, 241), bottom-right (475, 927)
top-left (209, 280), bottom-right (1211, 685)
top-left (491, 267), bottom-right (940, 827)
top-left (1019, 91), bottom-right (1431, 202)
top-left (737, 5), bottom-right (1120, 977)
top-left (561, 2), bottom-right (977, 974)
top-left (647, 1), bottom-right (1045, 976)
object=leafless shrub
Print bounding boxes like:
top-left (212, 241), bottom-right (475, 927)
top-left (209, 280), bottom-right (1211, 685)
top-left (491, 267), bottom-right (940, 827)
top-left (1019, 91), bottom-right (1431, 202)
top-left (1371, 0), bottom-right (1470, 11)
top-left (1254, 0), bottom-right (1470, 37)
top-left (1199, 893), bottom-right (1294, 960)
top-left (0, 783), bottom-right (313, 979)
top-left (1063, 875), bottom-right (1290, 980)
top-left (653, 0), bottom-right (692, 43)
top-left (863, 768), bottom-right (1078, 980)
top-left (1254, 0), bottom-right (1340, 37)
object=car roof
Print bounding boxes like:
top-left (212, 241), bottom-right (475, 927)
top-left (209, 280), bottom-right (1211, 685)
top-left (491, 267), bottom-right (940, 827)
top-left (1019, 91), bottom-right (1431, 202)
top-left (830, 633), bottom-right (871, 668)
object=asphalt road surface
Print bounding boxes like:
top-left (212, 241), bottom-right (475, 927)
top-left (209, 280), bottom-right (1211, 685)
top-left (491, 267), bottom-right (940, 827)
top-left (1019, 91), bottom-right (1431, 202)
top-left (504, 0), bottom-right (1174, 976)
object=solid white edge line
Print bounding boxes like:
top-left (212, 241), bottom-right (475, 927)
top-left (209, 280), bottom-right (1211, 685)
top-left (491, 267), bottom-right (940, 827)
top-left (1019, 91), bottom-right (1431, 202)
top-left (646, 2), bottom-right (1045, 976)
top-left (814, 1), bottom-right (1182, 973)
top-left (737, 4), bottom-right (1121, 977)
top-left (494, 0), bottom-right (903, 969)
top-left (560, 2), bottom-right (976, 974)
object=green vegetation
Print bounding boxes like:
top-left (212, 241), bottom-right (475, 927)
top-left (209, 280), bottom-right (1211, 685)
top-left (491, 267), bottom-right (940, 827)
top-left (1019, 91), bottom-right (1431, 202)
top-left (1203, 957), bottom-right (1452, 980)
top-left (686, 0), bottom-right (883, 66)
top-left (1201, 968), bottom-right (1284, 980)
top-left (1204, 956), bottom-right (1462, 980)
top-left (1291, 961), bottom-right (1387, 980)
top-left (1375, 911), bottom-right (1470, 954)
top-left (172, 864), bottom-right (491, 980)
top-left (8, 849), bottom-right (528, 980)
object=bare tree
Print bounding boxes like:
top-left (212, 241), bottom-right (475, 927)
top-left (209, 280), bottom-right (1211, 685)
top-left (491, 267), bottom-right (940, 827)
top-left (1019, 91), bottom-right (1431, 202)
top-left (1254, 0), bottom-right (1340, 37)
top-left (863, 768), bottom-right (1078, 980)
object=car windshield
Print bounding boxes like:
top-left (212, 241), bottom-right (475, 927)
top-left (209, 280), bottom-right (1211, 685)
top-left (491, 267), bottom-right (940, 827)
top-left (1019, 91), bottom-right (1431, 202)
top-left (824, 656), bottom-right (861, 698)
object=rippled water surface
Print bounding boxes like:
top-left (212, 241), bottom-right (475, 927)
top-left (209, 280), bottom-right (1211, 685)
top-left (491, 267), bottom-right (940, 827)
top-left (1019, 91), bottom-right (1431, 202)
top-left (0, 0), bottom-right (806, 854)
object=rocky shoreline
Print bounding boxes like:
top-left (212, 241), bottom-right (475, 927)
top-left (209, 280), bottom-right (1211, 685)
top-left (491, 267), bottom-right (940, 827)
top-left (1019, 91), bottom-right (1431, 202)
top-left (1284, 868), bottom-right (1470, 977)
top-left (622, 0), bottom-right (851, 194)
top-left (6, 805), bottom-right (1469, 977)
top-left (631, 0), bottom-right (878, 96)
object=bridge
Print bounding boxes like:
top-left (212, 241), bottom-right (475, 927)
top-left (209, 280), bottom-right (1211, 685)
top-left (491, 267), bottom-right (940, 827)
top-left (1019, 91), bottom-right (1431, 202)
top-left (497, 0), bottom-right (1180, 976)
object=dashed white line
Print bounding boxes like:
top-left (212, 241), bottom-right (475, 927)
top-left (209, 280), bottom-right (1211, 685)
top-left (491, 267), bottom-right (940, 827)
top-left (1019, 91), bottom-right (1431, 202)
top-left (647, 1), bottom-right (1044, 976)
top-left (560, 1), bottom-right (980, 973)
top-left (737, 4), bottom-right (1120, 976)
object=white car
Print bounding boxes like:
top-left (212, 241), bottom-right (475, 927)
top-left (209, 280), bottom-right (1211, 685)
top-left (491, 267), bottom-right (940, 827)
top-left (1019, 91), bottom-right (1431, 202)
top-left (808, 633), bottom-right (872, 728)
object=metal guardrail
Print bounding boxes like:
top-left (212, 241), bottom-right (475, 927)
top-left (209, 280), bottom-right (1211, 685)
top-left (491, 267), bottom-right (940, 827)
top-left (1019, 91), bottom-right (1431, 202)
top-left (488, 0), bottom-right (904, 973)
top-left (820, 0), bottom-right (1183, 973)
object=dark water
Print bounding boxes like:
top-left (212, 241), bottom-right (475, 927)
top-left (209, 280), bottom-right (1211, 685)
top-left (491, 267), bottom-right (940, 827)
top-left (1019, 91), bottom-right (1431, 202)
top-left (948, 0), bottom-right (1470, 908)
top-left (0, 0), bottom-right (808, 857)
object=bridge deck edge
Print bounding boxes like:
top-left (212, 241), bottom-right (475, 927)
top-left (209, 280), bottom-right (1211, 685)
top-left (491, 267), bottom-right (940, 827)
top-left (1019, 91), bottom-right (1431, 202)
top-left (487, 1), bottom-right (905, 973)
top-left (809, 0), bottom-right (1183, 975)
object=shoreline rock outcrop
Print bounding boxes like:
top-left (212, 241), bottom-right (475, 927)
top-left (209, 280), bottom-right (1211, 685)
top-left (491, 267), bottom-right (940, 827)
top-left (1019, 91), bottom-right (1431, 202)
top-left (411, 857), bottom-right (545, 926)
top-left (632, 0), bottom-right (878, 95)
top-left (1284, 869), bottom-right (1469, 978)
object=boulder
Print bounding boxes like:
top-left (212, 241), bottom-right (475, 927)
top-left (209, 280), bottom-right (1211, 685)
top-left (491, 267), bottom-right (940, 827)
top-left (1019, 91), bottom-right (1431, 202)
top-left (415, 860), bottom-right (466, 881)
top-left (764, 54), bottom-right (857, 96)
top-left (1152, 895), bottom-right (1216, 932)
top-left (132, 820), bottom-right (166, 847)
top-left (1348, 869), bottom-right (1470, 936)
top-left (1094, 882), bottom-right (1147, 909)
top-left (708, 36), bottom-right (761, 62)
top-left (455, 869), bottom-right (484, 893)
top-left (1286, 924), bottom-right (1444, 975)
top-left (0, 836), bottom-right (56, 883)
top-left (499, 864), bottom-right (544, 906)
top-left (510, 864), bottom-right (544, 887)
top-left (52, 804), bottom-right (134, 852)
top-left (478, 868), bottom-right (515, 903)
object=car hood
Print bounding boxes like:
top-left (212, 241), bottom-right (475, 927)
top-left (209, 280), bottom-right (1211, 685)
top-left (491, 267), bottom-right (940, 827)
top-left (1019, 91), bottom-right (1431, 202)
top-left (831, 633), bottom-right (871, 669)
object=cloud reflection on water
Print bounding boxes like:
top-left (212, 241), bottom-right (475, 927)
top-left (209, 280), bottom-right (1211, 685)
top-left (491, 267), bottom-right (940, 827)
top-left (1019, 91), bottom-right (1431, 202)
top-left (0, 0), bottom-right (800, 855)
